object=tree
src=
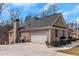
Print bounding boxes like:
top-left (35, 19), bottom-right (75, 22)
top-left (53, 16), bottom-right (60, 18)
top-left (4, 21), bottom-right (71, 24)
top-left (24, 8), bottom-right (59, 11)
top-left (0, 3), bottom-right (12, 25)
top-left (68, 22), bottom-right (76, 32)
top-left (0, 3), bottom-right (4, 14)
top-left (9, 6), bottom-right (20, 25)
top-left (5, 4), bottom-right (19, 24)
top-left (37, 3), bottom-right (58, 17)
top-left (47, 4), bottom-right (57, 15)
top-left (0, 3), bottom-right (20, 25)
top-left (41, 10), bottom-right (47, 17)
top-left (24, 15), bottom-right (32, 22)
top-left (0, 3), bottom-right (5, 25)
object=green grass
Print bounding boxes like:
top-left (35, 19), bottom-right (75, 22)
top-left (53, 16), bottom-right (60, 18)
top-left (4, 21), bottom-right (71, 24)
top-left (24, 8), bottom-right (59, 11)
top-left (58, 45), bottom-right (79, 56)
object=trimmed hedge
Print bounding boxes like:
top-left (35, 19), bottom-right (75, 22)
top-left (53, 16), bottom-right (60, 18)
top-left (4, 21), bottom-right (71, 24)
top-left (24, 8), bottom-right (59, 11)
top-left (51, 41), bottom-right (60, 47)
top-left (66, 39), bottom-right (71, 44)
top-left (60, 36), bottom-right (67, 45)
top-left (68, 36), bottom-right (77, 41)
top-left (45, 41), bottom-right (49, 45)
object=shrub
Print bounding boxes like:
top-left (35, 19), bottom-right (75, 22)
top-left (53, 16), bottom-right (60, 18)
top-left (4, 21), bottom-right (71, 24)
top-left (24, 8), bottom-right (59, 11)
top-left (60, 39), bottom-right (68, 45)
top-left (68, 36), bottom-right (72, 41)
top-left (22, 39), bottom-right (25, 43)
top-left (62, 40), bottom-right (67, 45)
top-left (16, 39), bottom-right (20, 43)
top-left (52, 41), bottom-right (60, 47)
top-left (50, 41), bottom-right (54, 46)
top-left (66, 39), bottom-right (71, 44)
top-left (71, 38), bottom-right (76, 41)
top-left (60, 36), bottom-right (66, 39)
top-left (60, 36), bottom-right (67, 45)
top-left (45, 41), bottom-right (49, 45)
top-left (26, 40), bottom-right (30, 42)
top-left (76, 38), bottom-right (79, 40)
top-left (60, 40), bottom-right (63, 45)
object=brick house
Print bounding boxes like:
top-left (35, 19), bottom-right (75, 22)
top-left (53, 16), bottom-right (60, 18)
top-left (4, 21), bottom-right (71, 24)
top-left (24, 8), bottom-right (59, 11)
top-left (68, 26), bottom-right (79, 39)
top-left (8, 13), bottom-right (68, 44)
top-left (71, 28), bottom-right (79, 39)
top-left (0, 25), bottom-right (12, 44)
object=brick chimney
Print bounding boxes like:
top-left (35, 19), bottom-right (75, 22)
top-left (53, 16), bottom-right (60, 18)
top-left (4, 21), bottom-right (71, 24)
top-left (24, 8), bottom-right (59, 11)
top-left (13, 19), bottom-right (20, 43)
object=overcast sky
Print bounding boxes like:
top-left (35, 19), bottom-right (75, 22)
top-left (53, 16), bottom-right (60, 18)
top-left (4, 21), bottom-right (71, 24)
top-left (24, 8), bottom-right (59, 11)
top-left (1, 3), bottom-right (79, 24)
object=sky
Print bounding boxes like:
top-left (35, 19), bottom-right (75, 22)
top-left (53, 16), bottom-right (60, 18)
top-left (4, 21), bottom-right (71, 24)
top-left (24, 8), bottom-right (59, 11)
top-left (1, 3), bottom-right (79, 24)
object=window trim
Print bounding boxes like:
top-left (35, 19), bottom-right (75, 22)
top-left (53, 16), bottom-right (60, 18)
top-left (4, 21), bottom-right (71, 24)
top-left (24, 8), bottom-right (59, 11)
top-left (55, 29), bottom-right (58, 37)
top-left (63, 30), bottom-right (65, 36)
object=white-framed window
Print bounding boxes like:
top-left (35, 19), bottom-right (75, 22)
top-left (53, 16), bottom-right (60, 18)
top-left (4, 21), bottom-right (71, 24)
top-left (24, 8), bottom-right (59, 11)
top-left (63, 30), bottom-right (65, 36)
top-left (55, 29), bottom-right (58, 37)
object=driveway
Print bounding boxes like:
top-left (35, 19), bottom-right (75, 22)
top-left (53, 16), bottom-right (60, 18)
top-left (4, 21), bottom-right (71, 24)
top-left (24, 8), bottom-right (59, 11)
top-left (0, 42), bottom-right (73, 56)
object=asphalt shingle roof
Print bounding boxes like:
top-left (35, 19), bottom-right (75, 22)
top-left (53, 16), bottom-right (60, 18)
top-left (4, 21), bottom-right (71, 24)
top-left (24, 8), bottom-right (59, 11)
top-left (24, 13), bottom-right (62, 30)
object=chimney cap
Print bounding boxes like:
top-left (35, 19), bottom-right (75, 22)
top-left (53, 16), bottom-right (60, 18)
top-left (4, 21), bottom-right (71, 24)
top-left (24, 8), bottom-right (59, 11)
top-left (13, 19), bottom-right (19, 23)
top-left (15, 19), bottom-right (19, 21)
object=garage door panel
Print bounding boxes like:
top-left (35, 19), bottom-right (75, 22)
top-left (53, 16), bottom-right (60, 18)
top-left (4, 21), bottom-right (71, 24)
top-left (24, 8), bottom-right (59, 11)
top-left (31, 32), bottom-right (47, 44)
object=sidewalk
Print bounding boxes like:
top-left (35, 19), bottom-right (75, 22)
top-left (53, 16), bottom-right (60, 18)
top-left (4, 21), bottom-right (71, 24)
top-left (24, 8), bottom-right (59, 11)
top-left (48, 41), bottom-right (79, 51)
top-left (0, 41), bottom-right (78, 56)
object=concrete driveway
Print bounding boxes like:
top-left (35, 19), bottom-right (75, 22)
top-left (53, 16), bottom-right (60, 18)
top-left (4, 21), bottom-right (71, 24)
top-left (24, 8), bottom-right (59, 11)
top-left (0, 42), bottom-right (72, 56)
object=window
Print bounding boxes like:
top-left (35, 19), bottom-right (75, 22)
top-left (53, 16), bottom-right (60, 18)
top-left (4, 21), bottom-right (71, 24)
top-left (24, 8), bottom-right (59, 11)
top-left (55, 29), bottom-right (58, 37)
top-left (19, 32), bottom-right (21, 37)
top-left (63, 30), bottom-right (65, 36)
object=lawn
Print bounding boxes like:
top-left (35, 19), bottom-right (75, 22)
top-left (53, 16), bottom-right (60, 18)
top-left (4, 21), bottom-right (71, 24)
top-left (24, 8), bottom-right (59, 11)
top-left (58, 45), bottom-right (79, 56)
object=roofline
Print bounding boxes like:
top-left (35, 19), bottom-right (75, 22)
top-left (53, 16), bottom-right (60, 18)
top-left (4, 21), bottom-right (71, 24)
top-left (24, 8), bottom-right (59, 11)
top-left (20, 26), bottom-right (50, 31)
top-left (51, 13), bottom-right (61, 27)
top-left (51, 13), bottom-right (68, 28)
top-left (8, 29), bottom-right (13, 32)
top-left (52, 27), bottom-right (68, 30)
top-left (20, 25), bottom-right (68, 32)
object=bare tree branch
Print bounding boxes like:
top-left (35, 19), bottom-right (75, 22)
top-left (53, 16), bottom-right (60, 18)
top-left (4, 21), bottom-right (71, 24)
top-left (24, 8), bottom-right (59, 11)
top-left (37, 4), bottom-right (58, 17)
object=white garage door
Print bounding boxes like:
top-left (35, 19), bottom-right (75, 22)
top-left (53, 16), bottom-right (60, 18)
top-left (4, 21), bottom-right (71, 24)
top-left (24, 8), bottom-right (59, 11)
top-left (31, 32), bottom-right (47, 44)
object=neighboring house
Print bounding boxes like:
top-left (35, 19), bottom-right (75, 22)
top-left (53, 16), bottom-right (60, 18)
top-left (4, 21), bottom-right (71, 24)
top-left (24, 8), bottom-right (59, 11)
top-left (8, 13), bottom-right (68, 44)
top-left (0, 25), bottom-right (12, 44)
top-left (72, 28), bottom-right (79, 39)
top-left (67, 23), bottom-right (76, 38)
top-left (67, 23), bottom-right (79, 39)
top-left (68, 28), bottom-right (79, 39)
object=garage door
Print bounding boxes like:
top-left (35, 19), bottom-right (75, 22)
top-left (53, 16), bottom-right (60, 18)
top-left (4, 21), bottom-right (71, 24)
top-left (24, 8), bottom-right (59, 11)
top-left (31, 32), bottom-right (47, 44)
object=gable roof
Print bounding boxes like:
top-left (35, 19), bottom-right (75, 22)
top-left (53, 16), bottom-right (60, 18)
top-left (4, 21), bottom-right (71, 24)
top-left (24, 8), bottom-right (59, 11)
top-left (24, 13), bottom-right (67, 30)
top-left (53, 14), bottom-right (68, 28)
